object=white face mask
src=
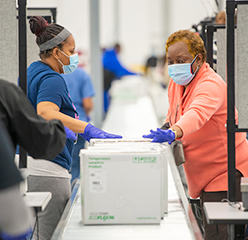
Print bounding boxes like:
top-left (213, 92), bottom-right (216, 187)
top-left (168, 54), bottom-right (199, 85)
top-left (57, 49), bottom-right (79, 74)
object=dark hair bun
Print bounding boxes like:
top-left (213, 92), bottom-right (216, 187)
top-left (29, 16), bottom-right (49, 37)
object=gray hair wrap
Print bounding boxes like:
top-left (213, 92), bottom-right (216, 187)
top-left (38, 28), bottom-right (71, 51)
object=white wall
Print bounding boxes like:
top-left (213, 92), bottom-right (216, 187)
top-left (116, 0), bottom-right (168, 68)
top-left (26, 0), bottom-right (90, 68)
top-left (168, 0), bottom-right (220, 36)
top-left (26, 0), bottom-right (224, 69)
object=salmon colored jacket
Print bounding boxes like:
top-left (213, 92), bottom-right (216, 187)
top-left (165, 62), bottom-right (248, 198)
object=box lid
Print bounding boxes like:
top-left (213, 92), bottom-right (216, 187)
top-left (89, 138), bottom-right (151, 146)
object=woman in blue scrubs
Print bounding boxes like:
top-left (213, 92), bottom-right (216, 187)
top-left (26, 16), bottom-right (122, 240)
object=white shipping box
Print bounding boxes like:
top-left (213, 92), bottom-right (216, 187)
top-left (80, 149), bottom-right (162, 225)
top-left (87, 140), bottom-right (168, 215)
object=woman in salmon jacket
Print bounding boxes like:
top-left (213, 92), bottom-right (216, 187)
top-left (143, 29), bottom-right (248, 240)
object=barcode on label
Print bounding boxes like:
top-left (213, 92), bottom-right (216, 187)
top-left (93, 181), bottom-right (100, 185)
top-left (91, 174), bottom-right (95, 176)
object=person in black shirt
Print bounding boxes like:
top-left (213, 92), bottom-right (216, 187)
top-left (0, 120), bottom-right (32, 240)
top-left (0, 78), bottom-right (67, 159)
top-left (0, 78), bottom-right (67, 239)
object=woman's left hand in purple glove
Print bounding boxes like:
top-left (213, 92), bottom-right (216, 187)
top-left (143, 128), bottom-right (175, 144)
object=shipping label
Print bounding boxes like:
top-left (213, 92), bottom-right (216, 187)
top-left (89, 169), bottom-right (106, 193)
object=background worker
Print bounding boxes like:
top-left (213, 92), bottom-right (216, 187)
top-left (27, 16), bottom-right (122, 239)
top-left (213, 11), bottom-right (226, 71)
top-left (143, 30), bottom-right (248, 240)
top-left (215, 10), bottom-right (226, 24)
top-left (102, 43), bottom-right (136, 79)
top-left (102, 43), bottom-right (137, 112)
top-left (62, 65), bottom-right (95, 187)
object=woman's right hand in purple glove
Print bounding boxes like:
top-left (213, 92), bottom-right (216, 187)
top-left (79, 123), bottom-right (122, 142)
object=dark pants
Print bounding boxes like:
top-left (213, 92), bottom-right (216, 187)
top-left (104, 90), bottom-right (111, 113)
top-left (28, 175), bottom-right (71, 240)
top-left (70, 135), bottom-right (85, 188)
top-left (200, 170), bottom-right (245, 240)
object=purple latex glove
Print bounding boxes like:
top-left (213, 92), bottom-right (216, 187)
top-left (143, 128), bottom-right (175, 144)
top-left (142, 132), bottom-right (156, 139)
top-left (79, 123), bottom-right (122, 142)
top-left (64, 126), bottom-right (77, 141)
top-left (1, 228), bottom-right (32, 240)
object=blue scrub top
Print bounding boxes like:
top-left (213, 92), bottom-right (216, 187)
top-left (102, 48), bottom-right (136, 79)
top-left (62, 67), bottom-right (95, 122)
top-left (27, 61), bottom-right (78, 171)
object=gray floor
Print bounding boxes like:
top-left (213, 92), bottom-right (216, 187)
top-left (55, 76), bottom-right (195, 239)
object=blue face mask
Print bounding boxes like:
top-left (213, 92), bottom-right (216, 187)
top-left (58, 49), bottom-right (79, 74)
top-left (168, 54), bottom-right (199, 86)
